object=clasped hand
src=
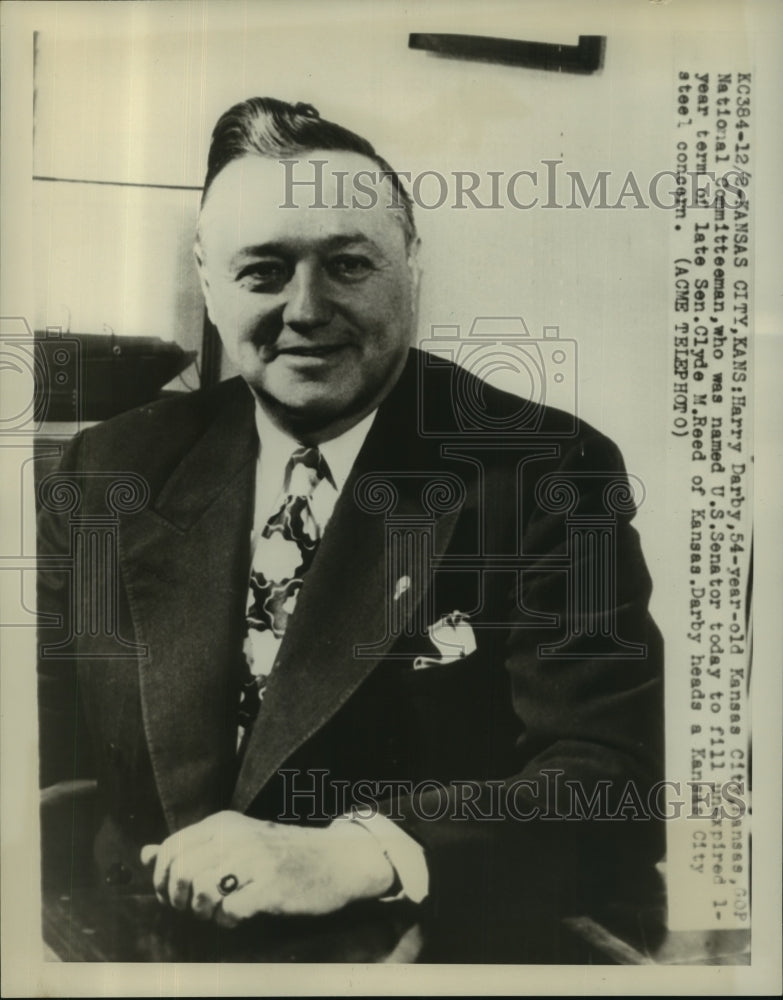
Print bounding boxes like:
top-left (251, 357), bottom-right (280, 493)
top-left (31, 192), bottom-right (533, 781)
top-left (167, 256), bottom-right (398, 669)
top-left (140, 811), bottom-right (395, 927)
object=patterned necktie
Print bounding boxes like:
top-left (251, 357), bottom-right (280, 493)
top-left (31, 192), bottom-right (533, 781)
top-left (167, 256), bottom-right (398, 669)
top-left (237, 446), bottom-right (330, 748)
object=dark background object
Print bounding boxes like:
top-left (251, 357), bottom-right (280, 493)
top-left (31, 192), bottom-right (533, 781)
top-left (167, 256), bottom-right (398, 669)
top-left (34, 331), bottom-right (198, 422)
top-left (408, 33), bottom-right (605, 74)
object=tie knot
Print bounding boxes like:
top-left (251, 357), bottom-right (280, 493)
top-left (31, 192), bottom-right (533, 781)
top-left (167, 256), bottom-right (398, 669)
top-left (285, 446), bottom-right (330, 497)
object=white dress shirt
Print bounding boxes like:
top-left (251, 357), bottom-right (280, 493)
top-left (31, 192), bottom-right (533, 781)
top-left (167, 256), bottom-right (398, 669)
top-left (250, 402), bottom-right (429, 904)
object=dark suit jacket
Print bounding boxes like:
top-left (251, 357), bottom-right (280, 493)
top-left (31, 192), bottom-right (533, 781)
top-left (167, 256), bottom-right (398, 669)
top-left (38, 349), bottom-right (664, 919)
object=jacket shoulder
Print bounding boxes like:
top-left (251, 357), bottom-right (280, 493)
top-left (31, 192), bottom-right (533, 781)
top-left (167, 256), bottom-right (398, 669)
top-left (413, 349), bottom-right (613, 450)
top-left (65, 377), bottom-right (253, 475)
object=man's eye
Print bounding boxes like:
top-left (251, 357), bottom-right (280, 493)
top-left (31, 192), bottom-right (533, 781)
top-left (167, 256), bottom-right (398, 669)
top-left (237, 261), bottom-right (290, 290)
top-left (327, 255), bottom-right (374, 281)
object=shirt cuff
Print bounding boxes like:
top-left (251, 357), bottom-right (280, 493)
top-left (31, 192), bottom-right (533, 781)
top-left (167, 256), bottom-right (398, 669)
top-left (336, 808), bottom-right (430, 904)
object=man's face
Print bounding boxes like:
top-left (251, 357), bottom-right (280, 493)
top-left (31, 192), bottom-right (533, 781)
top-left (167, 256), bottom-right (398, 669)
top-left (196, 151), bottom-right (419, 440)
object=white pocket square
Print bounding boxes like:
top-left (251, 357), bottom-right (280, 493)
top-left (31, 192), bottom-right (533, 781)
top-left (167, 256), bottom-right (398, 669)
top-left (413, 611), bottom-right (477, 670)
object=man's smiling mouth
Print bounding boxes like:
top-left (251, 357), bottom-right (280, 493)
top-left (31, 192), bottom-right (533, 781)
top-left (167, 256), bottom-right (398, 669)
top-left (274, 343), bottom-right (348, 358)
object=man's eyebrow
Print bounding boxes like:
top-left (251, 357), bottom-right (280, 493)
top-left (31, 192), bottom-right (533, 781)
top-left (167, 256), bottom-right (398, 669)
top-left (229, 234), bottom-right (382, 267)
top-left (319, 234), bottom-right (382, 252)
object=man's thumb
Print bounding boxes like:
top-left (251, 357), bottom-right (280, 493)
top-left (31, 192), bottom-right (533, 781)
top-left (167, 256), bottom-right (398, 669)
top-left (140, 844), bottom-right (159, 866)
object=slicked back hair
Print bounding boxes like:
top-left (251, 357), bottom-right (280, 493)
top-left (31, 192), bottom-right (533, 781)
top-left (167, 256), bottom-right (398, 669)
top-left (201, 96), bottom-right (417, 248)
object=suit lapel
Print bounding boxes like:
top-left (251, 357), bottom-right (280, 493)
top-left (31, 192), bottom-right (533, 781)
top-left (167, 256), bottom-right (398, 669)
top-left (232, 357), bottom-right (466, 813)
top-left (120, 382), bottom-right (256, 832)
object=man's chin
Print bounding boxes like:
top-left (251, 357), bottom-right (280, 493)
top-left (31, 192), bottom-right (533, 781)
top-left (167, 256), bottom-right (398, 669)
top-left (250, 384), bottom-right (362, 439)
top-left (245, 357), bottom-right (406, 441)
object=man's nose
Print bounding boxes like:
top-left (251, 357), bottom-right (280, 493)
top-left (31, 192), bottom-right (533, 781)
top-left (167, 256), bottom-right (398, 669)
top-left (282, 263), bottom-right (332, 331)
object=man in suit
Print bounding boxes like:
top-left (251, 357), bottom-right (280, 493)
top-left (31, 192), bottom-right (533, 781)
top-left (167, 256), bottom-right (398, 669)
top-left (38, 97), bottom-right (664, 936)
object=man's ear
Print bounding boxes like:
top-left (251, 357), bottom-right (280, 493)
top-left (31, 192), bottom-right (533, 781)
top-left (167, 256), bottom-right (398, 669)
top-left (193, 242), bottom-right (215, 323)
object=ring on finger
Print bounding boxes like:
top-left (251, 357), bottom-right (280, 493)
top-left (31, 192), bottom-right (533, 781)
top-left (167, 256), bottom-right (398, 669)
top-left (217, 873), bottom-right (239, 896)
